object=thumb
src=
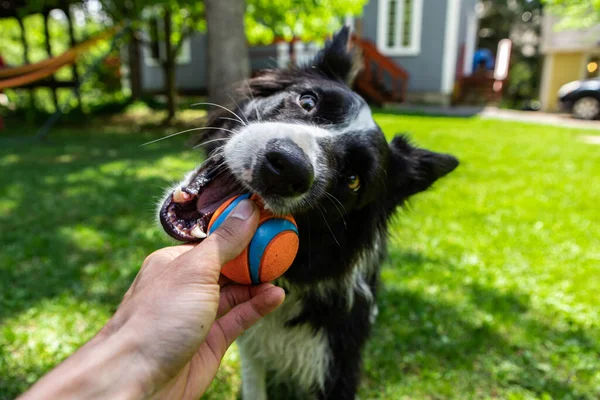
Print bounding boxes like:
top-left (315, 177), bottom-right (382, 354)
top-left (172, 199), bottom-right (260, 283)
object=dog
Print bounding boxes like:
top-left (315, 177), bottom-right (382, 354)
top-left (158, 27), bottom-right (458, 400)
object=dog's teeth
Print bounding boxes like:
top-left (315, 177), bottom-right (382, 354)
top-left (191, 226), bottom-right (207, 239)
top-left (264, 203), bottom-right (272, 211)
top-left (172, 188), bottom-right (192, 203)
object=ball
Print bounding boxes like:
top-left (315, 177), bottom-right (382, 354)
top-left (207, 193), bottom-right (299, 284)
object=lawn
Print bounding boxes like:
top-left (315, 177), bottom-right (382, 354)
top-left (1, 113), bottom-right (599, 399)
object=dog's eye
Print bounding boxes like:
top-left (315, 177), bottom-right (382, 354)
top-left (347, 175), bottom-right (361, 192)
top-left (298, 94), bottom-right (317, 112)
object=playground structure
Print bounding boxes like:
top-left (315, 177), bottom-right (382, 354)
top-left (0, 0), bottom-right (91, 109)
top-left (0, 1), bottom-right (123, 138)
top-left (0, 29), bottom-right (116, 92)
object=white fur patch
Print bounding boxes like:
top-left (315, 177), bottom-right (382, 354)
top-left (334, 103), bottom-right (378, 134)
top-left (224, 122), bottom-right (328, 176)
top-left (239, 342), bottom-right (268, 400)
top-left (238, 292), bottom-right (331, 395)
top-left (238, 235), bottom-right (383, 398)
top-left (284, 232), bottom-right (383, 312)
top-left (223, 121), bottom-right (331, 214)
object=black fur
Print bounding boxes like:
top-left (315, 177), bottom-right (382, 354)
top-left (166, 28), bottom-right (458, 399)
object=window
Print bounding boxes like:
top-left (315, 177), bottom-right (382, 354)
top-left (377, 0), bottom-right (423, 56)
top-left (143, 16), bottom-right (192, 67)
top-left (585, 55), bottom-right (600, 79)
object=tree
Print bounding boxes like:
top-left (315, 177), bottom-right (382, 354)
top-left (153, 2), bottom-right (205, 121)
top-left (206, 0), bottom-right (367, 105)
top-left (92, 0), bottom-right (144, 101)
top-left (245, 0), bottom-right (367, 44)
top-left (97, 0), bottom-right (204, 121)
top-left (542, 1), bottom-right (600, 29)
top-left (97, 0), bottom-right (367, 119)
top-left (206, 0), bottom-right (249, 108)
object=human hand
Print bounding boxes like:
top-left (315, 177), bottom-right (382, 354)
top-left (20, 199), bottom-right (285, 400)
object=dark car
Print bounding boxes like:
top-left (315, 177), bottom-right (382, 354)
top-left (558, 78), bottom-right (600, 120)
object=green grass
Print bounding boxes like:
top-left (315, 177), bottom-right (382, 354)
top-left (1, 114), bottom-right (599, 399)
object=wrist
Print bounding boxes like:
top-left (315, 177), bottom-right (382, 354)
top-left (20, 322), bottom-right (148, 400)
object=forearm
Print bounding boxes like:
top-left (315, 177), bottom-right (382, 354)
top-left (19, 327), bottom-right (147, 400)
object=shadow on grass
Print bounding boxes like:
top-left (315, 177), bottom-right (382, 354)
top-left (0, 128), bottom-right (200, 324)
top-left (1, 122), bottom-right (597, 398)
top-left (364, 250), bottom-right (597, 399)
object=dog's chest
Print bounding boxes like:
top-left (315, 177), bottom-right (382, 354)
top-left (237, 293), bottom-right (331, 392)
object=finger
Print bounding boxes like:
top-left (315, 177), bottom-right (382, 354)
top-left (171, 199), bottom-right (260, 284)
top-left (143, 245), bottom-right (196, 266)
top-left (218, 274), bottom-right (233, 287)
top-left (214, 285), bottom-right (285, 347)
top-left (123, 245), bottom-right (196, 301)
top-left (216, 283), bottom-right (276, 319)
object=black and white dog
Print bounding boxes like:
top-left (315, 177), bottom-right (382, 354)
top-left (159, 27), bottom-right (458, 400)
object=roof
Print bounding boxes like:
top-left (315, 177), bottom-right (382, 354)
top-left (541, 14), bottom-right (600, 54)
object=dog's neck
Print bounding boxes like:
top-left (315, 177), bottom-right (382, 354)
top-left (276, 229), bottom-right (386, 312)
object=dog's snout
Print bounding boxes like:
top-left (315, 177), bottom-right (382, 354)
top-left (257, 138), bottom-right (314, 197)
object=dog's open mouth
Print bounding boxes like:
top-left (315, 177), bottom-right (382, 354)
top-left (160, 158), bottom-right (246, 242)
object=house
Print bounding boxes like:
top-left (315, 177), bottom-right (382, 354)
top-left (351, 0), bottom-right (479, 105)
top-left (135, 0), bottom-right (480, 106)
top-left (539, 15), bottom-right (600, 112)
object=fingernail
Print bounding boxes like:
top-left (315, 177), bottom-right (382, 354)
top-left (229, 199), bottom-right (255, 220)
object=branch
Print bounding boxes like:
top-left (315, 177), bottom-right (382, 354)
top-left (173, 25), bottom-right (195, 55)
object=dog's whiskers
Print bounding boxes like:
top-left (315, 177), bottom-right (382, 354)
top-left (324, 192), bottom-right (347, 228)
top-left (316, 203), bottom-right (341, 247)
top-left (191, 102), bottom-right (247, 126)
top-left (201, 149), bottom-right (224, 165)
top-left (219, 116), bottom-right (246, 126)
top-left (192, 137), bottom-right (230, 149)
top-left (140, 127), bottom-right (237, 147)
top-left (245, 79), bottom-right (263, 122)
top-left (228, 94), bottom-right (250, 125)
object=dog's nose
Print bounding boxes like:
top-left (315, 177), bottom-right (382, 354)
top-left (256, 138), bottom-right (314, 197)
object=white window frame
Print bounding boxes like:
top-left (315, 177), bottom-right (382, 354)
top-left (345, 13), bottom-right (355, 31)
top-left (377, 0), bottom-right (424, 57)
top-left (142, 16), bottom-right (192, 67)
top-left (463, 9), bottom-right (479, 76)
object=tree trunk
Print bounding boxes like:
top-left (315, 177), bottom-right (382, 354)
top-left (17, 16), bottom-right (29, 64)
top-left (128, 33), bottom-right (143, 101)
top-left (43, 11), bottom-right (59, 111)
top-left (164, 60), bottom-right (177, 121)
top-left (163, 7), bottom-right (177, 121)
top-left (66, 9), bottom-right (82, 110)
top-left (206, 0), bottom-right (250, 106)
top-left (17, 15), bottom-right (34, 109)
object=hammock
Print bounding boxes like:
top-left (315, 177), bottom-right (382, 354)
top-left (0, 28), bottom-right (117, 90)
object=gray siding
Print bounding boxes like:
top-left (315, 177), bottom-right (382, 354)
top-left (142, 34), bottom-right (208, 92)
top-left (361, 0), bottom-right (449, 93)
top-left (361, 0), bottom-right (479, 94)
top-left (458, 0), bottom-right (479, 63)
top-left (139, 0), bottom-right (479, 96)
top-left (140, 35), bottom-right (280, 92)
top-left (457, 1), bottom-right (470, 49)
top-left (249, 45), bottom-right (279, 71)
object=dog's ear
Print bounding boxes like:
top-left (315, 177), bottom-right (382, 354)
top-left (390, 134), bottom-right (459, 197)
top-left (305, 26), bottom-right (361, 85)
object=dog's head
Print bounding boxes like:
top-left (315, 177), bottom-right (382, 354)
top-left (159, 27), bottom-right (458, 284)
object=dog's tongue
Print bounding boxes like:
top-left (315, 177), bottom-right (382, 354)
top-left (160, 156), bottom-right (247, 242)
top-left (196, 177), bottom-right (242, 215)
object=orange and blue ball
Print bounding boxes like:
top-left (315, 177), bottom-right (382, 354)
top-left (207, 193), bottom-right (299, 284)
